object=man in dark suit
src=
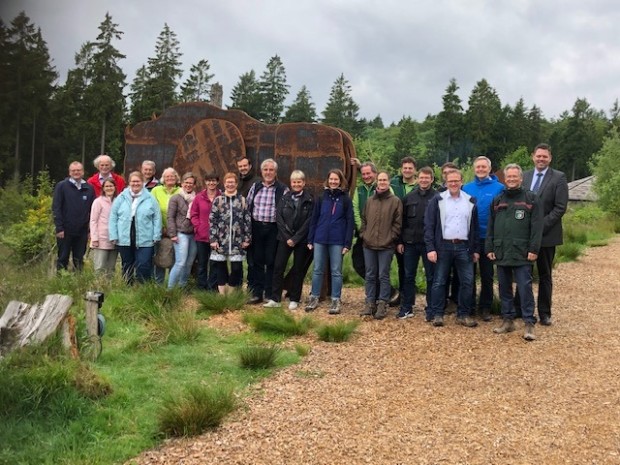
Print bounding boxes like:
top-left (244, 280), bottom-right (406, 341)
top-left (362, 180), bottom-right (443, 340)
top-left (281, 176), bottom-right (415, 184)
top-left (523, 143), bottom-right (568, 325)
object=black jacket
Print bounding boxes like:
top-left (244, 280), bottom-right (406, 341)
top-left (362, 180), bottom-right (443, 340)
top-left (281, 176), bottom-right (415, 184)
top-left (276, 190), bottom-right (314, 244)
top-left (400, 186), bottom-right (436, 244)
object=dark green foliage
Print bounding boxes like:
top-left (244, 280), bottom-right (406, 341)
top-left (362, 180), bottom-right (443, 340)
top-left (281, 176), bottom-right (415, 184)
top-left (0, 341), bottom-right (112, 418)
top-left (316, 320), bottom-right (359, 342)
top-left (243, 308), bottom-right (313, 336)
top-left (229, 70), bottom-right (264, 120)
top-left (591, 128), bottom-right (620, 215)
top-left (322, 73), bottom-right (362, 137)
top-left (180, 59), bottom-right (214, 102)
top-left (158, 384), bottom-right (236, 437)
top-left (435, 78), bottom-right (466, 163)
top-left (238, 344), bottom-right (280, 369)
top-left (394, 116), bottom-right (418, 159)
top-left (258, 54), bottom-right (289, 123)
top-left (283, 85), bottom-right (317, 123)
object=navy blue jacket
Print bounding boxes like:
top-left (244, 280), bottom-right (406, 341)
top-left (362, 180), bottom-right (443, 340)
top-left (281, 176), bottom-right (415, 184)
top-left (52, 178), bottom-right (95, 235)
top-left (307, 188), bottom-right (354, 249)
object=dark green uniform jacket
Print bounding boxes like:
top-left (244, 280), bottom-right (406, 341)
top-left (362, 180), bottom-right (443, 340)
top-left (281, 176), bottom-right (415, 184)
top-left (485, 187), bottom-right (543, 267)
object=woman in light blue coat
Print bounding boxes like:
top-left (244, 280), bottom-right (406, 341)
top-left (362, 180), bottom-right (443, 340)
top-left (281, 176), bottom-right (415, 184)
top-left (109, 171), bottom-right (162, 284)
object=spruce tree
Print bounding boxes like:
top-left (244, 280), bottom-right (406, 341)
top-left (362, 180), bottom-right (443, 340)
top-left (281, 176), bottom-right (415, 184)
top-left (283, 85), bottom-right (317, 122)
top-left (321, 73), bottom-right (361, 136)
top-left (258, 55), bottom-right (289, 123)
top-left (180, 59), bottom-right (214, 102)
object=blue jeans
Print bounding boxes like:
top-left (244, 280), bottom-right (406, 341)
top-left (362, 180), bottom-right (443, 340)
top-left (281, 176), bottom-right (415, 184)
top-left (429, 242), bottom-right (475, 318)
top-left (498, 265), bottom-right (536, 324)
top-left (118, 246), bottom-right (154, 284)
top-left (310, 243), bottom-right (344, 299)
top-left (363, 247), bottom-right (394, 302)
top-left (168, 233), bottom-right (198, 288)
top-left (401, 242), bottom-right (434, 317)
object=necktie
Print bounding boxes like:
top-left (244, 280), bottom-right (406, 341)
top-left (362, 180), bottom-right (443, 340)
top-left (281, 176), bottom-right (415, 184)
top-left (532, 172), bottom-right (543, 193)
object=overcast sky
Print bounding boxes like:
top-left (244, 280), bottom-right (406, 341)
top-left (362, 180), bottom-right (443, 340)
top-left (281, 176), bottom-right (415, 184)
top-left (3, 0), bottom-right (619, 125)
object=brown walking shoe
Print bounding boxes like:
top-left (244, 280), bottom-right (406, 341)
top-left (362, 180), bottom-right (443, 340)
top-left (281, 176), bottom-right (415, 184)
top-left (523, 323), bottom-right (537, 341)
top-left (493, 319), bottom-right (516, 334)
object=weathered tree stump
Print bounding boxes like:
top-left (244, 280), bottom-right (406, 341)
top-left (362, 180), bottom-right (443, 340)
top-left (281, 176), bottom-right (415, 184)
top-left (0, 294), bottom-right (74, 358)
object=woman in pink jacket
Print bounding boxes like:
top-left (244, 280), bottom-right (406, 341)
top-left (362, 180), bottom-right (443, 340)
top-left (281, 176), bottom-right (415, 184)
top-left (190, 172), bottom-right (221, 291)
top-left (89, 178), bottom-right (118, 277)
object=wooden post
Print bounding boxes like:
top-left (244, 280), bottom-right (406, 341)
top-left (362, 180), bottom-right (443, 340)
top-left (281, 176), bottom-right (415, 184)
top-left (84, 292), bottom-right (101, 339)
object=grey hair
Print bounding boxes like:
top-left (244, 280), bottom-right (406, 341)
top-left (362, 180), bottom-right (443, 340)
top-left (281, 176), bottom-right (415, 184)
top-left (160, 167), bottom-right (180, 184)
top-left (261, 158), bottom-right (278, 171)
top-left (503, 163), bottom-right (523, 177)
top-left (290, 170), bottom-right (305, 180)
top-left (142, 160), bottom-right (156, 169)
top-left (94, 154), bottom-right (115, 169)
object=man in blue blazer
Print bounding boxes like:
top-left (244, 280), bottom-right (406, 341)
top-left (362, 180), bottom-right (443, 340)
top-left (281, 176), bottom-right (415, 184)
top-left (522, 143), bottom-right (568, 325)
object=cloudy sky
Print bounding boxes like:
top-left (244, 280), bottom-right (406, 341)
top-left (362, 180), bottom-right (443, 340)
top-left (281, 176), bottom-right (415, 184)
top-left (3, 0), bottom-right (619, 124)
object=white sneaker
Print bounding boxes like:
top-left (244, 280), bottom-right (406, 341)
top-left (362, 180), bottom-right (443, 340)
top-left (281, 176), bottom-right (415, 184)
top-left (288, 301), bottom-right (299, 310)
top-left (263, 299), bottom-right (281, 308)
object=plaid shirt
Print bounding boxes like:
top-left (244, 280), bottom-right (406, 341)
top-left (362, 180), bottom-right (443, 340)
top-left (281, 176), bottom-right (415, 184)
top-left (248, 181), bottom-right (288, 222)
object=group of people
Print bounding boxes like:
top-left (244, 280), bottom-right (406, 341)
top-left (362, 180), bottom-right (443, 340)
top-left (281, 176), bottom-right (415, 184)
top-left (52, 143), bottom-right (568, 341)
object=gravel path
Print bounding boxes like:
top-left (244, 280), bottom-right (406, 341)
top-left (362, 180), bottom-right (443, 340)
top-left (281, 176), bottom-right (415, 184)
top-left (132, 237), bottom-right (620, 465)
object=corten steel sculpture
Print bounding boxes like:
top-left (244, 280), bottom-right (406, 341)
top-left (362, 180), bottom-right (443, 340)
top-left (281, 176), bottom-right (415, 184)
top-left (124, 103), bottom-right (357, 194)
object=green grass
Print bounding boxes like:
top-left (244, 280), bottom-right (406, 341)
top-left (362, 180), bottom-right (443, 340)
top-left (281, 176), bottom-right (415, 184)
top-left (158, 383), bottom-right (237, 437)
top-left (238, 344), bottom-right (281, 369)
top-left (243, 308), bottom-right (314, 336)
top-left (0, 254), bottom-right (303, 465)
top-left (194, 288), bottom-right (248, 315)
top-left (316, 320), bottom-right (359, 342)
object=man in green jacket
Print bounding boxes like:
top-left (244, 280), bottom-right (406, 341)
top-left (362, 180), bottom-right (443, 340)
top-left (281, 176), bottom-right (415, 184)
top-left (486, 164), bottom-right (543, 341)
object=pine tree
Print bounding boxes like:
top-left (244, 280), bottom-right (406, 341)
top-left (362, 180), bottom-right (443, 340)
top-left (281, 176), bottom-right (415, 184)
top-left (258, 55), bottom-right (289, 123)
top-left (2, 12), bottom-right (57, 181)
top-left (321, 73), bottom-right (361, 136)
top-left (180, 59), bottom-right (214, 102)
top-left (228, 70), bottom-right (264, 120)
top-left (394, 116), bottom-right (418, 157)
top-left (130, 23), bottom-right (182, 123)
top-left (283, 85), bottom-right (317, 122)
top-left (435, 78), bottom-right (465, 163)
top-left (465, 78), bottom-right (502, 164)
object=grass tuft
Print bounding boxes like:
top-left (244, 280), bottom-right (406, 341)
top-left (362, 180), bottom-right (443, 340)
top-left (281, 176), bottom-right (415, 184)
top-left (294, 343), bottom-right (311, 357)
top-left (194, 288), bottom-right (248, 315)
top-left (243, 308), bottom-right (313, 336)
top-left (141, 310), bottom-right (200, 348)
top-left (316, 320), bottom-right (359, 342)
top-left (106, 282), bottom-right (184, 322)
top-left (238, 344), bottom-right (280, 369)
top-left (158, 384), bottom-right (237, 437)
top-left (556, 242), bottom-right (585, 263)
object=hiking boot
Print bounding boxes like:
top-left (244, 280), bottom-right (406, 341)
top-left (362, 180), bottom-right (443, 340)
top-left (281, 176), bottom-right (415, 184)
top-left (359, 301), bottom-right (376, 317)
top-left (304, 296), bottom-right (319, 312)
top-left (432, 315), bottom-right (444, 327)
top-left (456, 316), bottom-right (478, 328)
top-left (263, 299), bottom-right (281, 308)
top-left (523, 323), bottom-right (537, 341)
top-left (388, 288), bottom-right (401, 307)
top-left (374, 300), bottom-right (388, 320)
top-left (481, 308), bottom-right (492, 322)
top-left (396, 309), bottom-right (414, 320)
top-left (493, 319), bottom-right (515, 334)
top-left (328, 298), bottom-right (341, 315)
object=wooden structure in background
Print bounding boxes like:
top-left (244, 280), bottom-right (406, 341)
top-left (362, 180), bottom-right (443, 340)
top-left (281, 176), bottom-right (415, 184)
top-left (124, 103), bottom-right (357, 195)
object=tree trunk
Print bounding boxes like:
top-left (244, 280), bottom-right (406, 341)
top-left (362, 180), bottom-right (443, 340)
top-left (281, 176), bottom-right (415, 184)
top-left (100, 116), bottom-right (106, 154)
top-left (0, 294), bottom-right (75, 358)
top-left (13, 123), bottom-right (21, 182)
top-left (30, 113), bottom-right (37, 178)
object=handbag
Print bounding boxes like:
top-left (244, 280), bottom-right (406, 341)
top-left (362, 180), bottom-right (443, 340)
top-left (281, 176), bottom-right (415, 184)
top-left (154, 236), bottom-right (175, 268)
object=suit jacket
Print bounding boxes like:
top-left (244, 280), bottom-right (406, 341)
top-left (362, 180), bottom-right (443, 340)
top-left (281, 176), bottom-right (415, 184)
top-left (523, 167), bottom-right (568, 247)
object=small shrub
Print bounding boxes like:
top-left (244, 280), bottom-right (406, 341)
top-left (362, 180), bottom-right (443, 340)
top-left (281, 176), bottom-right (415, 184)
top-left (294, 343), bottom-right (311, 357)
top-left (556, 242), bottom-right (584, 263)
top-left (158, 384), bottom-right (236, 437)
top-left (243, 308), bottom-right (313, 336)
top-left (316, 320), bottom-right (359, 342)
top-left (238, 344), bottom-right (280, 369)
top-left (195, 288), bottom-right (248, 315)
